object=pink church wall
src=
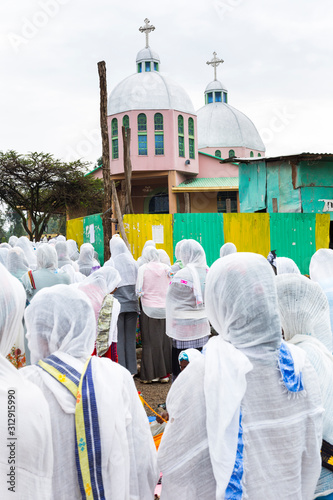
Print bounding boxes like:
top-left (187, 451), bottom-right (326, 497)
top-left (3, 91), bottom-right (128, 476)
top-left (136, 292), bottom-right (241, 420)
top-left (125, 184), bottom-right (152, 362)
top-left (107, 110), bottom-right (199, 176)
top-left (198, 154), bottom-right (239, 178)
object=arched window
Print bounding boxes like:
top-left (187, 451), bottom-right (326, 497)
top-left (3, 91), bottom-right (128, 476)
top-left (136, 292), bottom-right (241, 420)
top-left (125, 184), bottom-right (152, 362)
top-left (250, 151), bottom-right (254, 157)
top-left (111, 118), bottom-right (118, 160)
top-left (178, 115), bottom-right (184, 157)
top-left (258, 153), bottom-right (262, 157)
top-left (215, 150), bottom-right (221, 158)
top-left (228, 149), bottom-right (235, 158)
top-left (154, 113), bottom-right (164, 155)
top-left (123, 115), bottom-right (129, 131)
top-left (188, 118), bottom-right (195, 159)
top-left (137, 114), bottom-right (147, 155)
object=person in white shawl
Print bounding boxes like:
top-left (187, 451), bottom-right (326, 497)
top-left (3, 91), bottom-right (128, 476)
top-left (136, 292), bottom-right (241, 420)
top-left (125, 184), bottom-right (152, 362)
top-left (276, 256), bottom-right (301, 275)
top-left (158, 253), bottom-right (323, 500)
top-left (276, 273), bottom-right (333, 499)
top-left (0, 264), bottom-right (53, 499)
top-left (219, 242), bottom-right (237, 257)
top-left (21, 284), bottom-right (159, 499)
top-left (14, 236), bottom-right (37, 270)
top-left (310, 248), bottom-right (333, 336)
top-left (137, 240), bottom-right (156, 267)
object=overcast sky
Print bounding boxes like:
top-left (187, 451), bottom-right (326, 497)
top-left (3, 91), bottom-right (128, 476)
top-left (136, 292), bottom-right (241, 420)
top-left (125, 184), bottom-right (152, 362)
top-left (1, 0), bottom-right (332, 167)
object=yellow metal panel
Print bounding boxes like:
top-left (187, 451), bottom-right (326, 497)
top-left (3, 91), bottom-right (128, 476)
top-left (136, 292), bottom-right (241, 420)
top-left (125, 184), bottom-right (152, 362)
top-left (223, 213), bottom-right (270, 257)
top-left (123, 214), bottom-right (174, 263)
top-left (316, 213), bottom-right (330, 250)
top-left (66, 217), bottom-right (84, 249)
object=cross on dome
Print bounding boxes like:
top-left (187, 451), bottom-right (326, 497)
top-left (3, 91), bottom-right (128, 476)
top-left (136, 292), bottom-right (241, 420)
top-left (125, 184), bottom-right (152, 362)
top-left (206, 52), bottom-right (224, 81)
top-left (139, 18), bottom-right (155, 48)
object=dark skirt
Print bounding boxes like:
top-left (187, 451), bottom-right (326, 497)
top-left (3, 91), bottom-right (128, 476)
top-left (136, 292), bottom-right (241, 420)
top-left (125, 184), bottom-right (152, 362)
top-left (140, 310), bottom-right (172, 381)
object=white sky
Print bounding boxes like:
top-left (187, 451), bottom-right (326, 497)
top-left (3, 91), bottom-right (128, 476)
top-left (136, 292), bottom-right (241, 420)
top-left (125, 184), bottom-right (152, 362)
top-left (1, 0), bottom-right (333, 167)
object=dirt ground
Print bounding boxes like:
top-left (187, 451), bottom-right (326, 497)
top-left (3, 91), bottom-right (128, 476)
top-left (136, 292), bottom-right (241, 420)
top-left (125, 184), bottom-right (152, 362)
top-left (134, 348), bottom-right (171, 418)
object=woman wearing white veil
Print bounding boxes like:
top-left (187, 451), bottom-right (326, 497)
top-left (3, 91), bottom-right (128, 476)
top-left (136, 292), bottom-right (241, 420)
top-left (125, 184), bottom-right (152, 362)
top-left (21, 284), bottom-right (159, 499)
top-left (158, 253), bottom-right (323, 499)
top-left (0, 264), bottom-right (53, 498)
top-left (310, 248), bottom-right (333, 335)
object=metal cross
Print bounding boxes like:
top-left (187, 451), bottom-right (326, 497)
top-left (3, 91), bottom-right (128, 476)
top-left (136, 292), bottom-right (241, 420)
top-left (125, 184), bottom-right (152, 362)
top-left (206, 52), bottom-right (224, 81)
top-left (139, 18), bottom-right (155, 48)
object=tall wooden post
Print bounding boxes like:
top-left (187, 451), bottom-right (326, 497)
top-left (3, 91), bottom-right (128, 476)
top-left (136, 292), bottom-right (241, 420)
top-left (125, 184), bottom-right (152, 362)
top-left (98, 61), bottom-right (130, 257)
top-left (122, 126), bottom-right (134, 214)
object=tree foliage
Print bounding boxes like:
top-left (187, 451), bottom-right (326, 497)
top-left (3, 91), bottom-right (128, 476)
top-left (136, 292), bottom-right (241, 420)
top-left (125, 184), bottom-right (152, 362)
top-left (0, 151), bottom-right (103, 241)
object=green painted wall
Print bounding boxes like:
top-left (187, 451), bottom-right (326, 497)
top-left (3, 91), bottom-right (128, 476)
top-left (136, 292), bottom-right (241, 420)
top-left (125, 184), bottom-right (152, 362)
top-left (295, 160), bottom-right (333, 188)
top-left (239, 161), bottom-right (266, 212)
top-left (83, 214), bottom-right (104, 265)
top-left (301, 187), bottom-right (333, 220)
top-left (266, 162), bottom-right (301, 212)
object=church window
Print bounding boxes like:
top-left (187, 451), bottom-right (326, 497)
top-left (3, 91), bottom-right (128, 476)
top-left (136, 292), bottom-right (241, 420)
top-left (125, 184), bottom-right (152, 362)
top-left (138, 114), bottom-right (147, 155)
top-left (258, 153), bottom-right (262, 157)
top-left (229, 149), bottom-right (235, 158)
top-left (154, 62), bottom-right (159, 71)
top-left (111, 118), bottom-right (118, 160)
top-left (207, 92), bottom-right (213, 104)
top-left (215, 92), bottom-right (222, 102)
top-left (149, 192), bottom-right (169, 214)
top-left (154, 113), bottom-right (164, 155)
top-left (145, 62), bottom-right (151, 72)
top-left (217, 191), bottom-right (238, 213)
top-left (250, 151), bottom-right (254, 157)
top-left (188, 117), bottom-right (195, 159)
top-left (137, 63), bottom-right (142, 73)
top-left (223, 92), bottom-right (228, 103)
top-left (178, 115), bottom-right (184, 157)
top-left (215, 150), bottom-right (222, 158)
top-left (123, 115), bottom-right (129, 131)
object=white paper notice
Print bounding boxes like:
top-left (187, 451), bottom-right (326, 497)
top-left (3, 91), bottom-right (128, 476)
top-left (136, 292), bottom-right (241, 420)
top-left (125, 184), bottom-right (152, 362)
top-left (319, 199), bottom-right (333, 212)
top-left (152, 225), bottom-right (164, 244)
top-left (89, 224), bottom-right (95, 244)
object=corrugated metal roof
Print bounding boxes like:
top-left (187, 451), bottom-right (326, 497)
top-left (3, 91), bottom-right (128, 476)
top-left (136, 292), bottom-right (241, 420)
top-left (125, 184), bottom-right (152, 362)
top-left (222, 153), bottom-right (333, 164)
top-left (175, 177), bottom-right (238, 189)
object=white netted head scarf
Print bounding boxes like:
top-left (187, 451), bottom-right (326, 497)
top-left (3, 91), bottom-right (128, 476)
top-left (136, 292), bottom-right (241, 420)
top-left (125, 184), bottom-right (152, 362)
top-left (66, 239), bottom-right (80, 261)
top-left (110, 236), bottom-right (137, 287)
top-left (0, 248), bottom-right (9, 268)
top-left (15, 236), bottom-right (37, 269)
top-left (179, 239), bottom-right (208, 306)
top-left (310, 249), bottom-right (333, 334)
top-left (0, 263), bottom-right (26, 356)
top-left (276, 257), bottom-right (301, 275)
top-left (55, 241), bottom-right (72, 267)
top-left (8, 235), bottom-right (18, 247)
top-left (77, 243), bottom-right (95, 276)
top-left (220, 242), bottom-right (237, 258)
top-left (137, 240), bottom-right (156, 266)
top-left (25, 285), bottom-right (96, 364)
top-left (276, 274), bottom-right (332, 351)
top-left (7, 247), bottom-right (29, 279)
top-left (0, 242), bottom-right (11, 249)
top-left (37, 244), bottom-right (58, 270)
top-left (157, 249), bottom-right (171, 266)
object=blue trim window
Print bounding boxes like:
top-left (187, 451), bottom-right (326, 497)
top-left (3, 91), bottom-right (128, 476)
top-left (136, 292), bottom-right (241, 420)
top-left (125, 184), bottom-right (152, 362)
top-left (229, 149), bottom-right (235, 158)
top-left (145, 62), bottom-right (151, 72)
top-left (138, 135), bottom-right (147, 156)
top-left (188, 117), bottom-right (195, 159)
top-left (223, 92), bottom-right (228, 103)
top-left (215, 150), bottom-right (222, 158)
top-left (154, 62), bottom-right (159, 71)
top-left (154, 113), bottom-right (164, 155)
top-left (137, 62), bottom-right (142, 73)
top-left (207, 92), bottom-right (213, 104)
top-left (215, 92), bottom-right (222, 102)
top-left (123, 115), bottom-right (129, 131)
top-left (138, 113), bottom-right (147, 132)
top-left (111, 118), bottom-right (118, 160)
top-left (178, 115), bottom-right (184, 157)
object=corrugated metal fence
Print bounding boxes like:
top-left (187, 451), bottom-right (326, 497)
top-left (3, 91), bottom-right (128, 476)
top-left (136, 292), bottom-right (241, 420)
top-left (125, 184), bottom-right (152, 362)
top-left (67, 213), bottom-right (330, 273)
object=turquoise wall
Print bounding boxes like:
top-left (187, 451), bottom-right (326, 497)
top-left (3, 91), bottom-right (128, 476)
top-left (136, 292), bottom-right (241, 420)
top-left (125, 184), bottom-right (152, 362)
top-left (301, 187), bottom-right (333, 220)
top-left (239, 161), bottom-right (266, 212)
top-left (266, 162), bottom-right (301, 212)
top-left (296, 160), bottom-right (333, 188)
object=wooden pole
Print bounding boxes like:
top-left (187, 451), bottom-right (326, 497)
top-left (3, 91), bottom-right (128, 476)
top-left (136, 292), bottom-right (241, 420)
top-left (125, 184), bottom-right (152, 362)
top-left (122, 126), bottom-right (134, 214)
top-left (98, 61), bottom-right (130, 257)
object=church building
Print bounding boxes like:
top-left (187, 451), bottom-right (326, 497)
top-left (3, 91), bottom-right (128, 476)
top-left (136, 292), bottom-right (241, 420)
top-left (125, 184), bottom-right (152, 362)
top-left (91, 19), bottom-right (265, 215)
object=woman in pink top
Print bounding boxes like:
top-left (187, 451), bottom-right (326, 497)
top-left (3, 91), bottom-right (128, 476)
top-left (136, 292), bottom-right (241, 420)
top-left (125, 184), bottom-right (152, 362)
top-left (136, 246), bottom-right (172, 383)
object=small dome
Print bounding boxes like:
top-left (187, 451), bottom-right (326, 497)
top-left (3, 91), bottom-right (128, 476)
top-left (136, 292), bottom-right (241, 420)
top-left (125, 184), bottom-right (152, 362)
top-left (205, 80), bottom-right (227, 93)
top-left (136, 47), bottom-right (160, 64)
top-left (197, 102), bottom-right (265, 151)
top-left (108, 72), bottom-right (196, 115)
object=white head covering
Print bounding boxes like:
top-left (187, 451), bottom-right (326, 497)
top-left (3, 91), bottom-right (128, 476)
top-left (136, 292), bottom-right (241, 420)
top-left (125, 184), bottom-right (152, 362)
top-left (61, 264), bottom-right (85, 283)
top-left (157, 249), bottom-right (171, 266)
top-left (0, 247), bottom-right (9, 268)
top-left (37, 245), bottom-right (58, 270)
top-left (66, 239), bottom-right (80, 261)
top-left (137, 240), bottom-right (156, 266)
top-left (25, 285), bottom-right (96, 364)
top-left (310, 248), bottom-right (333, 334)
top-left (55, 241), bottom-right (73, 268)
top-left (56, 235), bottom-right (66, 242)
top-left (178, 348), bottom-right (202, 364)
top-left (276, 273), bottom-right (333, 497)
top-left (220, 242), bottom-right (237, 258)
top-left (7, 247), bottom-right (29, 280)
top-left (110, 236), bottom-right (138, 287)
top-left (179, 239), bottom-right (208, 306)
top-left (175, 240), bottom-right (186, 261)
top-left (8, 235), bottom-right (18, 247)
top-left (0, 242), bottom-right (11, 249)
top-left (276, 256), bottom-right (301, 275)
top-left (77, 243), bottom-right (95, 276)
top-left (15, 236), bottom-right (37, 269)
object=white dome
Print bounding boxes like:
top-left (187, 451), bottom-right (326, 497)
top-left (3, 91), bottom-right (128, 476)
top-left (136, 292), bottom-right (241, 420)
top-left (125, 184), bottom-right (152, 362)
top-left (205, 80), bottom-right (227, 93)
top-left (108, 72), bottom-right (196, 115)
top-left (197, 102), bottom-right (265, 151)
top-left (136, 47), bottom-right (160, 63)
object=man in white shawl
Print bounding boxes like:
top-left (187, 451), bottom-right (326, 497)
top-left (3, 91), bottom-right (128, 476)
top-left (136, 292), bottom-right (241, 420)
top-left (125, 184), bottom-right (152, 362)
top-left (158, 253), bottom-right (323, 499)
top-left (0, 264), bottom-right (53, 499)
top-left (276, 274), bottom-right (333, 499)
top-left (21, 284), bottom-right (159, 499)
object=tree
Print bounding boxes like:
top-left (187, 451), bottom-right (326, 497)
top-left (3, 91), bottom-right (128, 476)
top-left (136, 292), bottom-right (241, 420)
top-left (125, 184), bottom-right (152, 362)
top-left (0, 151), bottom-right (103, 241)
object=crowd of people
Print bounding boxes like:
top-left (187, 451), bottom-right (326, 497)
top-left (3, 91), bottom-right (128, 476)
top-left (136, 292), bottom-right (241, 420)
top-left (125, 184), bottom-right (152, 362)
top-left (0, 233), bottom-right (333, 499)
